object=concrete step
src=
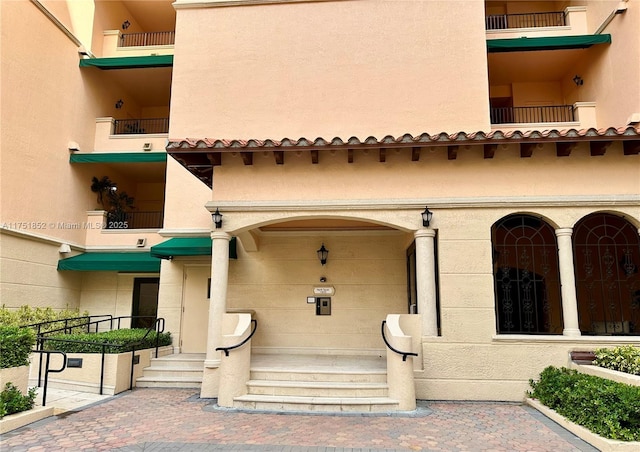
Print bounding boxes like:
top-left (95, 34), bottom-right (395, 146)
top-left (250, 369), bottom-right (388, 383)
top-left (140, 367), bottom-right (204, 379)
top-left (246, 380), bottom-right (389, 397)
top-left (147, 356), bottom-right (204, 370)
top-left (136, 376), bottom-right (202, 389)
top-left (233, 394), bottom-right (400, 413)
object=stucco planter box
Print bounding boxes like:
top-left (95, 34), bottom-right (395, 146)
top-left (526, 398), bottom-right (640, 452)
top-left (0, 406), bottom-right (54, 434)
top-left (29, 346), bottom-right (171, 395)
top-left (570, 363), bottom-right (640, 387)
top-left (0, 365), bottom-right (29, 395)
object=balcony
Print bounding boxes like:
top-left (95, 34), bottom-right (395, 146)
top-left (102, 30), bottom-right (175, 58)
top-left (490, 102), bottom-right (596, 132)
top-left (93, 117), bottom-right (168, 154)
top-left (84, 212), bottom-right (165, 249)
top-left (105, 211), bottom-right (164, 230)
top-left (486, 7), bottom-right (587, 39)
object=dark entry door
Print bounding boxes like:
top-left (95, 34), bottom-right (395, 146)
top-left (132, 278), bottom-right (160, 329)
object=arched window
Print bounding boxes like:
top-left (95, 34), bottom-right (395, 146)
top-left (573, 213), bottom-right (640, 335)
top-left (492, 214), bottom-right (563, 334)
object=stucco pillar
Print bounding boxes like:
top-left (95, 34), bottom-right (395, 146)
top-left (415, 229), bottom-right (438, 337)
top-left (204, 231), bottom-right (231, 367)
top-left (555, 228), bottom-right (581, 337)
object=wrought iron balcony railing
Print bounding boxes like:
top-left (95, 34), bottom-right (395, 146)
top-left (106, 211), bottom-right (164, 230)
top-left (119, 31), bottom-right (175, 47)
top-left (486, 12), bottom-right (565, 30)
top-left (113, 118), bottom-right (169, 135)
top-left (490, 105), bottom-right (575, 124)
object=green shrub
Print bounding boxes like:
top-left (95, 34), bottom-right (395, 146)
top-left (594, 345), bottom-right (640, 376)
top-left (43, 329), bottom-right (171, 354)
top-left (0, 383), bottom-right (37, 418)
top-left (0, 305), bottom-right (89, 333)
top-left (0, 326), bottom-right (36, 369)
top-left (529, 366), bottom-right (640, 441)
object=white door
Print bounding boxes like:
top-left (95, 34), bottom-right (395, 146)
top-left (180, 265), bottom-right (211, 353)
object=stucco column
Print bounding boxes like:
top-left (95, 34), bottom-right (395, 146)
top-left (205, 231), bottom-right (231, 367)
top-left (415, 229), bottom-right (438, 337)
top-left (555, 228), bottom-right (581, 337)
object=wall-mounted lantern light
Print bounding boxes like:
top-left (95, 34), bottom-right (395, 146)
top-left (573, 75), bottom-right (584, 86)
top-left (212, 208), bottom-right (223, 229)
top-left (421, 206), bottom-right (433, 227)
top-left (317, 243), bottom-right (329, 266)
top-left (115, 99), bottom-right (124, 109)
top-left (122, 20), bottom-right (131, 30)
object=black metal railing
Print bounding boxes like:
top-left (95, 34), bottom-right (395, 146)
top-left (31, 350), bottom-right (67, 407)
top-left (486, 11), bottom-right (566, 30)
top-left (27, 315), bottom-right (114, 337)
top-left (119, 31), bottom-right (175, 47)
top-left (31, 316), bottom-right (166, 395)
top-left (381, 320), bottom-right (418, 362)
top-left (113, 118), bottom-right (169, 135)
top-left (105, 211), bottom-right (164, 229)
top-left (216, 319), bottom-right (257, 356)
top-left (490, 105), bottom-right (575, 124)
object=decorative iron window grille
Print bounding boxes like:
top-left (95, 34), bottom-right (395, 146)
top-left (492, 214), bottom-right (563, 334)
top-left (573, 213), bottom-right (640, 335)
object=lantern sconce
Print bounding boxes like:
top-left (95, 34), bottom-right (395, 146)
top-left (212, 208), bottom-right (223, 229)
top-left (317, 243), bottom-right (329, 266)
top-left (421, 206), bottom-right (433, 227)
top-left (573, 75), bottom-right (584, 86)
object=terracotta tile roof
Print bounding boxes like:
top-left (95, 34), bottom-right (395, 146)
top-left (167, 126), bottom-right (640, 151)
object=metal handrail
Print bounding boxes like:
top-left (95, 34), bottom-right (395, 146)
top-left (31, 349), bottom-right (67, 407)
top-left (119, 31), bottom-right (175, 47)
top-left (33, 316), bottom-right (166, 394)
top-left (490, 105), bottom-right (575, 124)
top-left (486, 11), bottom-right (566, 30)
top-left (113, 118), bottom-right (169, 135)
top-left (215, 319), bottom-right (257, 357)
top-left (381, 320), bottom-right (418, 362)
top-left (27, 315), bottom-right (114, 337)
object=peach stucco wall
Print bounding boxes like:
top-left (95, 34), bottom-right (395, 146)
top-left (209, 142), bottom-right (640, 204)
top-left (170, 0), bottom-right (491, 140)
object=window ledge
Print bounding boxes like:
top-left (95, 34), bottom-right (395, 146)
top-left (492, 334), bottom-right (640, 344)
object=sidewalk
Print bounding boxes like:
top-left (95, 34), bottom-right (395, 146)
top-left (1, 388), bottom-right (598, 451)
top-left (34, 387), bottom-right (113, 414)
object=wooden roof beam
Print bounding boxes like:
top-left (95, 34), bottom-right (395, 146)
top-left (412, 146), bottom-right (421, 161)
top-left (520, 143), bottom-right (535, 158)
top-left (623, 141), bottom-right (640, 155)
top-left (590, 141), bottom-right (611, 156)
top-left (348, 149), bottom-right (354, 163)
top-left (447, 145), bottom-right (458, 160)
top-left (556, 142), bottom-right (577, 157)
top-left (274, 151), bottom-right (284, 165)
top-left (310, 150), bottom-right (319, 164)
top-left (379, 148), bottom-right (386, 163)
top-left (240, 152), bottom-right (253, 165)
top-left (207, 153), bottom-right (221, 166)
top-left (484, 144), bottom-right (497, 159)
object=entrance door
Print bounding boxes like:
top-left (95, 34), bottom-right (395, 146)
top-left (180, 265), bottom-right (211, 353)
top-left (132, 278), bottom-right (159, 329)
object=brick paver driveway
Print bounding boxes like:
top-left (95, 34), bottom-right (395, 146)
top-left (0, 388), bottom-right (597, 451)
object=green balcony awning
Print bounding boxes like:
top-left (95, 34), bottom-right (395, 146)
top-left (57, 252), bottom-right (161, 272)
top-left (79, 55), bottom-right (173, 69)
top-left (487, 34), bottom-right (611, 53)
top-left (70, 153), bottom-right (167, 163)
top-left (150, 237), bottom-right (237, 260)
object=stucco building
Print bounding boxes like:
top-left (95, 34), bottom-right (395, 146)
top-left (1, 0), bottom-right (639, 410)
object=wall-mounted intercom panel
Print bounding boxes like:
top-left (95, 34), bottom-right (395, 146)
top-left (315, 297), bottom-right (331, 315)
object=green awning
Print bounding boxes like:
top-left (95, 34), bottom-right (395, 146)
top-left (487, 34), bottom-right (611, 53)
top-left (79, 55), bottom-right (173, 69)
top-left (70, 153), bottom-right (167, 163)
top-left (150, 237), bottom-right (237, 260)
top-left (57, 252), bottom-right (160, 272)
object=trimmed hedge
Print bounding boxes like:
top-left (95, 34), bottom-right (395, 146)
top-left (43, 329), bottom-right (171, 354)
top-left (0, 326), bottom-right (36, 369)
top-left (0, 383), bottom-right (37, 419)
top-left (529, 366), bottom-right (640, 441)
top-left (594, 345), bottom-right (640, 376)
top-left (0, 305), bottom-right (89, 331)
